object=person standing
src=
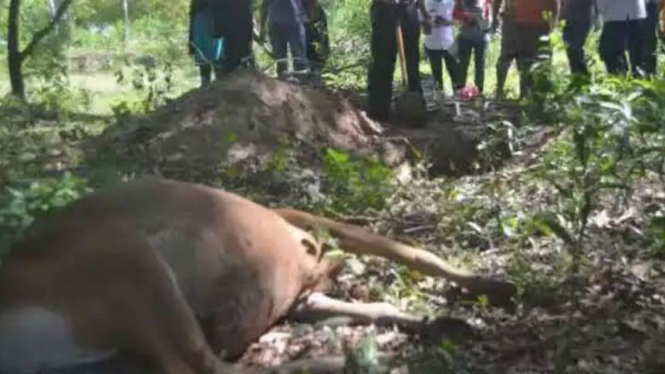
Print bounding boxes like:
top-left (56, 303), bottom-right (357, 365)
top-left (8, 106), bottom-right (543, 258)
top-left (424, 0), bottom-right (461, 95)
top-left (211, 0), bottom-right (255, 73)
top-left (561, 0), bottom-right (595, 77)
top-left (597, 0), bottom-right (647, 76)
top-left (260, 0), bottom-right (309, 78)
top-left (367, 0), bottom-right (431, 122)
top-left (642, 0), bottom-right (661, 76)
top-left (493, 0), bottom-right (560, 99)
top-left (454, 0), bottom-right (492, 95)
top-left (189, 0), bottom-right (225, 87)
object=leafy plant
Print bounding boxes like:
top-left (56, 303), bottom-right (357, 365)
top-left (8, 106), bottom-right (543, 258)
top-left (322, 0), bottom-right (371, 88)
top-left (321, 148), bottom-right (395, 214)
top-left (529, 77), bottom-right (662, 275)
top-left (111, 99), bottom-right (136, 126)
top-left (344, 333), bottom-right (380, 374)
top-left (406, 339), bottom-right (469, 374)
top-left (115, 60), bottom-right (175, 113)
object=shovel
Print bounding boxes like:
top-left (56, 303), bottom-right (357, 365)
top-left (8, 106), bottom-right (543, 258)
top-left (396, 24), bottom-right (409, 88)
top-left (394, 23), bottom-right (426, 127)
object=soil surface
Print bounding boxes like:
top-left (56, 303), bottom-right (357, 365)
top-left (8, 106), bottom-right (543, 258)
top-left (89, 70), bottom-right (522, 182)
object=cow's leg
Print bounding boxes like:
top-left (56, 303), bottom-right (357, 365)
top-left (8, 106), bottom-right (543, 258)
top-left (65, 222), bottom-right (242, 374)
top-left (106, 285), bottom-right (233, 374)
top-left (274, 209), bottom-right (517, 306)
top-left (116, 242), bottom-right (240, 374)
top-left (288, 292), bottom-right (423, 330)
top-left (288, 293), bottom-right (473, 340)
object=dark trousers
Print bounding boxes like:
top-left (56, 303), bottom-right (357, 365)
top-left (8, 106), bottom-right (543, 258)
top-left (642, 1), bottom-right (659, 76)
top-left (457, 36), bottom-right (487, 94)
top-left (496, 21), bottom-right (550, 98)
top-left (216, 0), bottom-right (254, 73)
top-left (269, 22), bottom-right (307, 77)
top-left (563, 18), bottom-right (592, 76)
top-left (599, 20), bottom-right (643, 76)
top-left (426, 48), bottom-right (460, 94)
top-left (367, 0), bottom-right (422, 122)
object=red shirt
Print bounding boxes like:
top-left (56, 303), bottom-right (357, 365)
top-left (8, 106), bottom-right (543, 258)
top-left (453, 0), bottom-right (492, 21)
top-left (510, 0), bottom-right (557, 27)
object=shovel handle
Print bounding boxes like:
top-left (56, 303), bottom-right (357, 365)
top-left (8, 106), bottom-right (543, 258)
top-left (396, 25), bottom-right (408, 88)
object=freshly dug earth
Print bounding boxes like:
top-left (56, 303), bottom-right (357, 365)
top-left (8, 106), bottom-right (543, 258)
top-left (388, 99), bottom-right (522, 176)
top-left (90, 69), bottom-right (410, 181)
top-left (89, 70), bottom-right (522, 182)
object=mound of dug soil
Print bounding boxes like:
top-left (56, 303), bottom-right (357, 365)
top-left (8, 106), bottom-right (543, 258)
top-left (91, 69), bottom-right (414, 181)
top-left (388, 99), bottom-right (522, 175)
top-left (90, 70), bottom-right (526, 182)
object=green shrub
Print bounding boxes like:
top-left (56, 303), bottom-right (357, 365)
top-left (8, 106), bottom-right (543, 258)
top-left (321, 148), bottom-right (394, 214)
top-left (527, 71), bottom-right (665, 273)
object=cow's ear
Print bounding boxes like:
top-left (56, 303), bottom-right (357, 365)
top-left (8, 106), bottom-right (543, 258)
top-left (301, 238), bottom-right (320, 258)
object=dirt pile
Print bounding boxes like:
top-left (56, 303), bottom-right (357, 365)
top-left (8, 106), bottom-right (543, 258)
top-left (90, 70), bottom-right (526, 182)
top-left (386, 99), bottom-right (522, 176)
top-left (92, 69), bottom-right (413, 181)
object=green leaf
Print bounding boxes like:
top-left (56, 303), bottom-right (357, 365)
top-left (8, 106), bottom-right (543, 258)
top-left (533, 213), bottom-right (575, 246)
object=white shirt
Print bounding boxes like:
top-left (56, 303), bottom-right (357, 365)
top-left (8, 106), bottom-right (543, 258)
top-left (423, 0), bottom-right (455, 50)
top-left (597, 0), bottom-right (647, 22)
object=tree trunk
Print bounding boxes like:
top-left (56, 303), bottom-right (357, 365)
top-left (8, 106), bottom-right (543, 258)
top-left (8, 0), bottom-right (25, 100)
top-left (122, 0), bottom-right (130, 51)
top-left (6, 0), bottom-right (75, 100)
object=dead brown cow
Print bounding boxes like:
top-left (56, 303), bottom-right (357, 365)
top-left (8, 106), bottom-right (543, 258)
top-left (0, 179), bottom-right (515, 373)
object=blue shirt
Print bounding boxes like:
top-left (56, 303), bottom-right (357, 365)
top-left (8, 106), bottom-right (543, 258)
top-left (267, 0), bottom-right (306, 25)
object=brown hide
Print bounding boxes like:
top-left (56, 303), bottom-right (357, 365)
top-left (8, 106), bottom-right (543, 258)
top-left (0, 179), bottom-right (329, 373)
top-left (0, 219), bottom-right (229, 374)
top-left (0, 178), bottom-right (514, 374)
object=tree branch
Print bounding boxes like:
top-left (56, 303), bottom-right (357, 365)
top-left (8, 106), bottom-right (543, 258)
top-left (20, 0), bottom-right (74, 60)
